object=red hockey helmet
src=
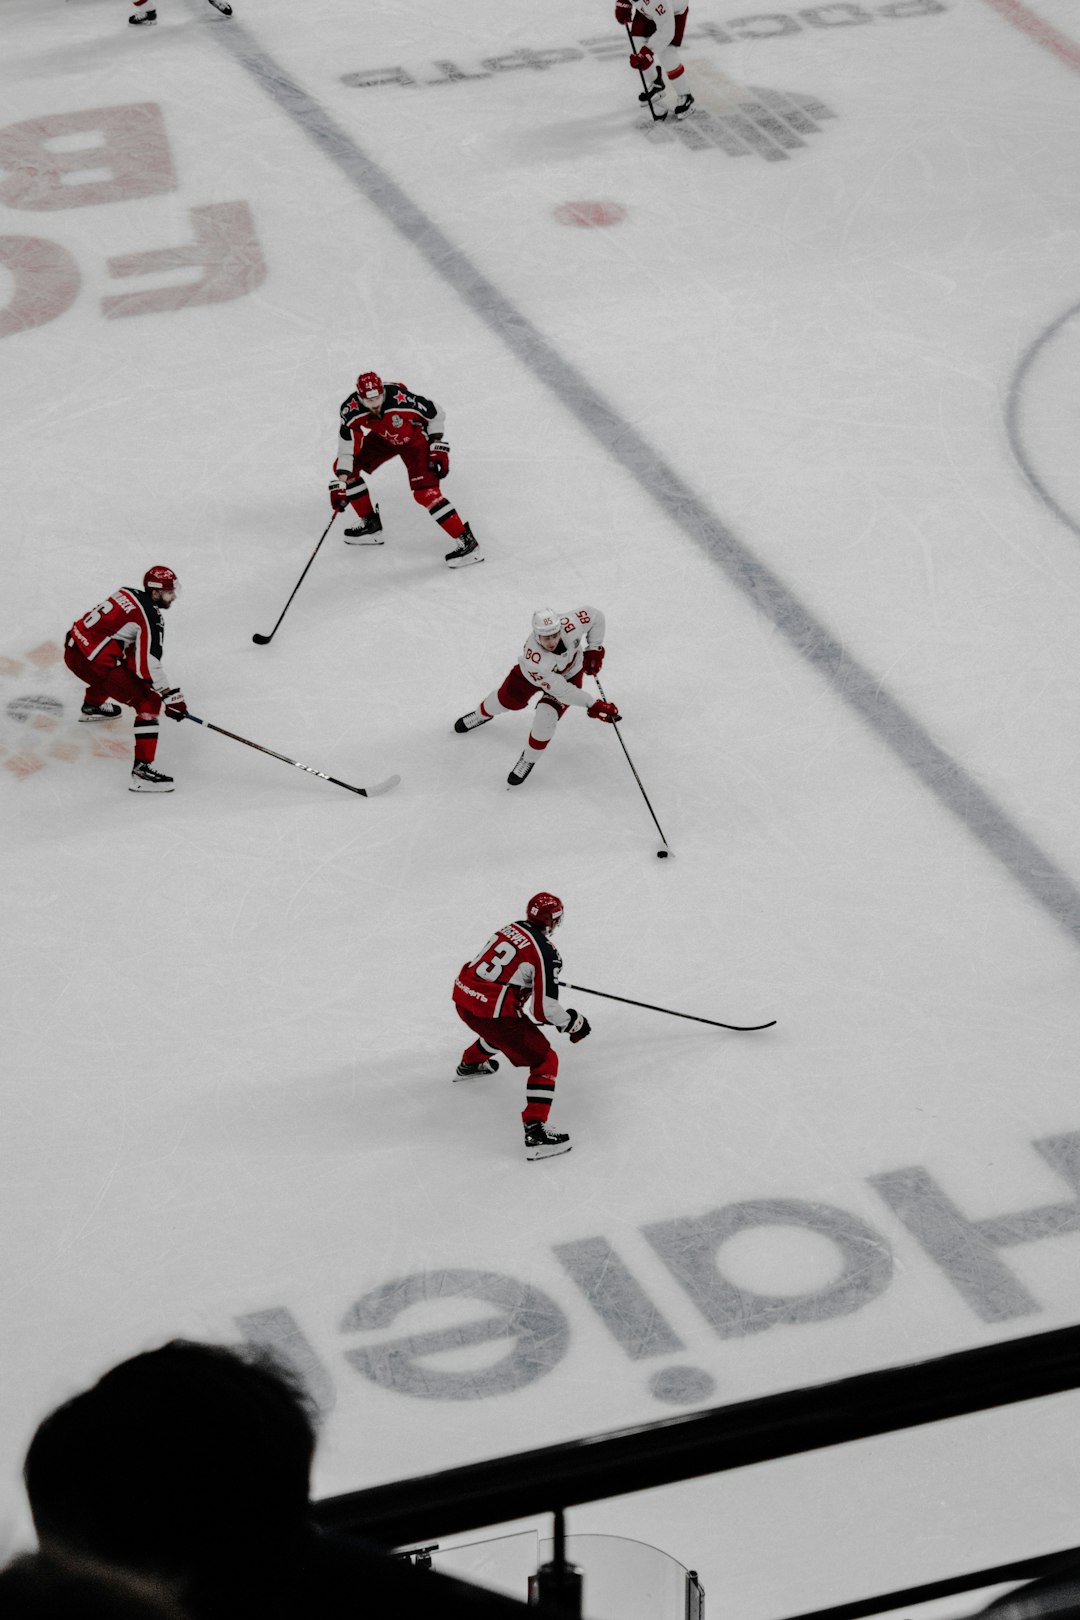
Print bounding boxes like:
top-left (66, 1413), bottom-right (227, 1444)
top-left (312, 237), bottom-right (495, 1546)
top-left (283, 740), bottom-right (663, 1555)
top-left (143, 565), bottom-right (180, 599)
top-left (527, 892), bottom-right (564, 932)
top-left (356, 371), bottom-right (384, 401)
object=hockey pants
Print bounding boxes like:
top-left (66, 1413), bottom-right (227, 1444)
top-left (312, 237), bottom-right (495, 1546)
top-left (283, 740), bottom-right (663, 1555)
top-left (455, 1007), bottom-right (559, 1125)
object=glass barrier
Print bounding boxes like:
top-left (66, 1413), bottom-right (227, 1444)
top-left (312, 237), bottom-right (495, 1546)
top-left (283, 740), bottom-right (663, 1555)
top-left (410, 1528), bottom-right (702, 1617)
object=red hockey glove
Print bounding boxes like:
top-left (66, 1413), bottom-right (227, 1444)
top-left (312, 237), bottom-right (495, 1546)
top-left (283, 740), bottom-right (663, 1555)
top-left (563, 1009), bottom-right (592, 1043)
top-left (428, 440), bottom-right (450, 481)
top-left (629, 45), bottom-right (654, 71)
top-left (582, 646), bottom-right (605, 677)
top-left (160, 688), bottom-right (187, 721)
top-left (614, 0), bottom-right (633, 22)
top-left (587, 699), bottom-right (620, 724)
top-left (329, 481), bottom-right (350, 513)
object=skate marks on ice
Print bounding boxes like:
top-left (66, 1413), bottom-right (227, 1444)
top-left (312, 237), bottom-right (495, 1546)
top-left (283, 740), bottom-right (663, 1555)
top-left (640, 63), bottom-right (838, 160)
top-left (194, 12), bottom-right (1080, 952)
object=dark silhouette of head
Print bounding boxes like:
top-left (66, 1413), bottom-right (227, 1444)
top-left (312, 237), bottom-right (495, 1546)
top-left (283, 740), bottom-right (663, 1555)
top-left (24, 1341), bottom-right (317, 1589)
top-left (0, 1552), bottom-right (189, 1618)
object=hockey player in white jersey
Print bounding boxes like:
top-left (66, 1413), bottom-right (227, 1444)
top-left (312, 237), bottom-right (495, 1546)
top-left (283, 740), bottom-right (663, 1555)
top-left (455, 607), bottom-right (620, 785)
top-left (616, 0), bottom-right (694, 120)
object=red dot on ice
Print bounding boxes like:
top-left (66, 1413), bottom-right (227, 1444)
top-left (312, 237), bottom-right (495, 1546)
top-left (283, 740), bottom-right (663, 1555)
top-left (553, 201), bottom-right (627, 228)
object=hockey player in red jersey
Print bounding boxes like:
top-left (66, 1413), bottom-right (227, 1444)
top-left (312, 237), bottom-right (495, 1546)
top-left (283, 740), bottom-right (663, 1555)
top-left (617, 0), bottom-right (694, 120)
top-left (128, 0), bottom-right (232, 25)
top-left (454, 606), bottom-right (619, 785)
top-left (329, 372), bottom-right (482, 568)
top-left (64, 566), bottom-right (188, 793)
top-left (453, 892), bottom-right (590, 1160)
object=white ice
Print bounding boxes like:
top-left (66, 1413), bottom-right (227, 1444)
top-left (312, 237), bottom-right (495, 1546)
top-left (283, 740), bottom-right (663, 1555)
top-left (3, 0), bottom-right (1080, 1613)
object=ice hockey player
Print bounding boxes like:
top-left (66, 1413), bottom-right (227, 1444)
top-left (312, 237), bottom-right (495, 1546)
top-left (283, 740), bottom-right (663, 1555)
top-left (64, 566), bottom-right (188, 793)
top-left (329, 372), bottom-right (482, 569)
top-left (616, 0), bottom-right (694, 120)
top-left (455, 606), bottom-right (619, 785)
top-left (453, 892), bottom-right (591, 1160)
top-left (128, 0), bottom-right (232, 25)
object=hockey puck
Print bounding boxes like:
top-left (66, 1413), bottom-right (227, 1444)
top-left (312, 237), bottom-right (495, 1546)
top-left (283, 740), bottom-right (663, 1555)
top-left (656, 849), bottom-right (669, 859)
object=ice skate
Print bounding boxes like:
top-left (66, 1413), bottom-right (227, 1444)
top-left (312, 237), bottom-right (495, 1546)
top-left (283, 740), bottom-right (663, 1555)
top-left (128, 7), bottom-right (157, 22)
top-left (445, 524), bottom-right (483, 569)
top-left (206, 0), bottom-right (233, 12)
top-left (454, 709), bottom-right (492, 734)
top-left (454, 1058), bottom-right (500, 1080)
top-left (525, 1120), bottom-right (571, 1161)
top-left (129, 761), bottom-right (174, 793)
top-left (673, 92), bottom-right (695, 119)
top-left (343, 510), bottom-right (383, 544)
top-left (507, 752), bottom-right (535, 786)
top-left (80, 702), bottom-right (122, 721)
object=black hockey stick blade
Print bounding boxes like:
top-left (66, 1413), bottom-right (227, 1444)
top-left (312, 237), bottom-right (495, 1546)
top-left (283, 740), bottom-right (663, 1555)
top-left (252, 511), bottom-right (338, 645)
top-left (566, 982), bottom-right (776, 1031)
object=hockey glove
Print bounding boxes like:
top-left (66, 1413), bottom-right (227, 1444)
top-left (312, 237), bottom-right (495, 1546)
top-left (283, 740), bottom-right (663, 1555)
top-left (564, 1009), bottom-right (592, 1043)
top-left (587, 699), bottom-right (620, 724)
top-left (629, 45), bottom-right (655, 71)
top-left (329, 481), bottom-right (351, 513)
top-left (614, 0), bottom-right (633, 22)
top-left (428, 440), bottom-right (450, 481)
top-left (160, 688), bottom-right (187, 721)
top-left (582, 646), bottom-right (605, 677)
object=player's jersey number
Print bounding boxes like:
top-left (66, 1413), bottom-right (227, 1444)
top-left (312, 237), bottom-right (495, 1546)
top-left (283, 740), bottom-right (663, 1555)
top-left (473, 937), bottom-right (518, 982)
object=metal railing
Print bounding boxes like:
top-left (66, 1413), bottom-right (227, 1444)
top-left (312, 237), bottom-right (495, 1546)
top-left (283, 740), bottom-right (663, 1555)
top-left (313, 1321), bottom-right (1080, 1616)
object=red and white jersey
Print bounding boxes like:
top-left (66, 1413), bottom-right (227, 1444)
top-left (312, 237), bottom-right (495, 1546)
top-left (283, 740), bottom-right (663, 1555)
top-left (453, 918), bottom-right (570, 1028)
top-left (517, 606), bottom-right (605, 710)
top-left (334, 382), bottom-right (446, 476)
top-left (67, 586), bottom-right (171, 689)
top-left (632, 0), bottom-right (686, 53)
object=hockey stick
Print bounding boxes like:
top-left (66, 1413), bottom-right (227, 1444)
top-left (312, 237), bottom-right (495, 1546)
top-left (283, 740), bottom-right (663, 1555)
top-left (626, 22), bottom-right (665, 121)
top-left (182, 713), bottom-right (400, 797)
top-left (566, 982), bottom-right (776, 1031)
top-left (595, 677), bottom-right (672, 857)
top-left (252, 510), bottom-right (338, 645)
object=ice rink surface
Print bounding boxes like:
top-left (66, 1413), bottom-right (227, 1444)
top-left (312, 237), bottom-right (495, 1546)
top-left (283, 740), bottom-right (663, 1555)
top-left (4, 0), bottom-right (1080, 1611)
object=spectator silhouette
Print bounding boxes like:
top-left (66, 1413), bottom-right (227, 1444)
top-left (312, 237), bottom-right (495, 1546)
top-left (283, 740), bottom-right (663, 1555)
top-left (24, 1339), bottom-right (568, 1619)
top-left (0, 1551), bottom-right (188, 1618)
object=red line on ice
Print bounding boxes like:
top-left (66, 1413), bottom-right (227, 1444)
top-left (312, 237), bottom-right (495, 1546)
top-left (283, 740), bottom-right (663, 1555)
top-left (978, 0), bottom-right (1080, 72)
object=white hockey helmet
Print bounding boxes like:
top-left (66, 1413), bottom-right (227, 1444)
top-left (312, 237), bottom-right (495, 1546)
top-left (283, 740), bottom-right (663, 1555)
top-left (532, 608), bottom-right (561, 640)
